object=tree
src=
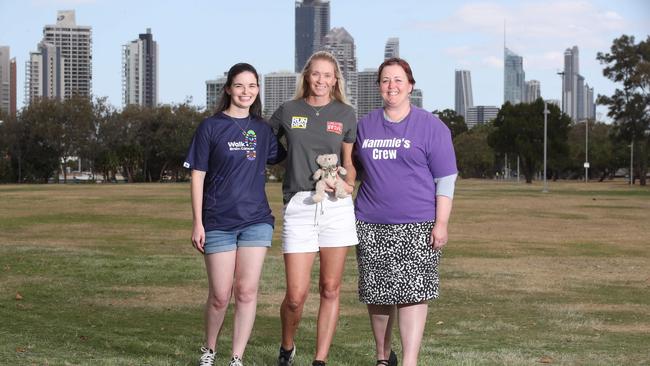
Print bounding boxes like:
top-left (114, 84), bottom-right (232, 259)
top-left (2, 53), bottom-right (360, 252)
top-left (84, 97), bottom-right (118, 181)
top-left (60, 96), bottom-right (95, 182)
top-left (0, 110), bottom-right (15, 182)
top-left (597, 35), bottom-right (650, 185)
top-left (153, 103), bottom-right (204, 181)
top-left (16, 98), bottom-right (64, 182)
top-left (454, 123), bottom-right (496, 178)
top-left (566, 121), bottom-right (628, 181)
top-left (488, 100), bottom-right (571, 183)
top-left (108, 105), bottom-right (147, 182)
top-left (433, 109), bottom-right (468, 139)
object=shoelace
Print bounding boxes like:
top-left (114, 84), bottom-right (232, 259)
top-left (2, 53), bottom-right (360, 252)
top-left (229, 356), bottom-right (243, 366)
top-left (199, 347), bottom-right (215, 366)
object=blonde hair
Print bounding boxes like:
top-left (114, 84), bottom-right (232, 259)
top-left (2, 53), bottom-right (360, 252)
top-left (294, 51), bottom-right (349, 105)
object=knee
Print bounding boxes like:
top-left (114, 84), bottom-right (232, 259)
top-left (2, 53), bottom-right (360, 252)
top-left (234, 284), bottom-right (258, 304)
top-left (319, 281), bottom-right (341, 301)
top-left (284, 291), bottom-right (308, 312)
top-left (207, 291), bottom-right (230, 310)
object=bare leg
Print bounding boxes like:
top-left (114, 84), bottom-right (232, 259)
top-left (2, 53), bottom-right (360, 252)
top-left (204, 251), bottom-right (237, 351)
top-left (368, 304), bottom-right (396, 361)
top-left (314, 246), bottom-right (348, 361)
top-left (280, 252), bottom-right (317, 350)
top-left (397, 301), bottom-right (428, 366)
top-left (231, 246), bottom-right (267, 358)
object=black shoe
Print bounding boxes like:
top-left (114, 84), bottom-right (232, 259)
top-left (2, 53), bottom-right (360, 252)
top-left (389, 349), bottom-right (398, 366)
top-left (278, 344), bottom-right (296, 366)
top-left (376, 349), bottom-right (398, 366)
top-left (312, 361), bottom-right (326, 366)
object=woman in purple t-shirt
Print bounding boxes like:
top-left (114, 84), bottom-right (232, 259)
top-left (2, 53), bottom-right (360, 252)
top-left (354, 58), bottom-right (458, 366)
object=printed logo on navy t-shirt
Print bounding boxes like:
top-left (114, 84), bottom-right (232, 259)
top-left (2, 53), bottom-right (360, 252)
top-left (227, 130), bottom-right (258, 160)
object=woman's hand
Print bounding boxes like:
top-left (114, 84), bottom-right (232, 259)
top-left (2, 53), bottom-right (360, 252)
top-left (191, 222), bottom-right (206, 253)
top-left (342, 179), bottom-right (354, 195)
top-left (430, 222), bottom-right (448, 250)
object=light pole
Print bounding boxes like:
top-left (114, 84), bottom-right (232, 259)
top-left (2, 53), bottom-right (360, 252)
top-left (629, 141), bottom-right (634, 185)
top-left (543, 101), bottom-right (549, 193)
top-left (584, 119), bottom-right (589, 183)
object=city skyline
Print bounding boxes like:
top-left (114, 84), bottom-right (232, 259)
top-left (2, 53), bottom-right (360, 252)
top-left (1, 0), bottom-right (648, 118)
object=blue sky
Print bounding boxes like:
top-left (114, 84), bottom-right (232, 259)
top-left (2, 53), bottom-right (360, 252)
top-left (1, 0), bottom-right (649, 118)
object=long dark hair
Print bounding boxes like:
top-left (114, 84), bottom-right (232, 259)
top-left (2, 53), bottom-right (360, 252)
top-left (215, 63), bottom-right (262, 119)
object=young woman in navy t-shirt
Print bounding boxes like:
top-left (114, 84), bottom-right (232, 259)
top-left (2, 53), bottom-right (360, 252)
top-left (184, 63), bottom-right (285, 366)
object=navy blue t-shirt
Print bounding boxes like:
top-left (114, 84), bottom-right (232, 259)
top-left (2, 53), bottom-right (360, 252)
top-left (184, 112), bottom-right (285, 232)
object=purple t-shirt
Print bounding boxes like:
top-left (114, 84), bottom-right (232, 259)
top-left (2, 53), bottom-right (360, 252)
top-left (184, 113), bottom-right (285, 232)
top-left (354, 106), bottom-right (457, 224)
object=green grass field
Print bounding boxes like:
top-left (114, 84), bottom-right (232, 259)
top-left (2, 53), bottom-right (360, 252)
top-left (1, 180), bottom-right (649, 365)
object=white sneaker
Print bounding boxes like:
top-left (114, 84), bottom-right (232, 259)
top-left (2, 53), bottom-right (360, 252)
top-left (229, 355), bottom-right (243, 366)
top-left (198, 346), bottom-right (215, 366)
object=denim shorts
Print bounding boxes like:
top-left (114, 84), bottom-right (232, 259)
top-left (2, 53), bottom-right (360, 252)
top-left (204, 223), bottom-right (273, 254)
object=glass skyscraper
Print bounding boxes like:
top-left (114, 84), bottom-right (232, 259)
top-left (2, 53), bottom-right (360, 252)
top-left (455, 69), bottom-right (473, 119)
top-left (504, 48), bottom-right (525, 105)
top-left (295, 0), bottom-right (330, 73)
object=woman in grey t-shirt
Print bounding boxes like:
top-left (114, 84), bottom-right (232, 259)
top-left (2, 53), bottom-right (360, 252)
top-left (269, 51), bottom-right (358, 366)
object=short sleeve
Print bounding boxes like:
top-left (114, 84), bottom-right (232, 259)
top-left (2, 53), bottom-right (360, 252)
top-left (269, 104), bottom-right (285, 138)
top-left (427, 117), bottom-right (458, 178)
top-left (266, 124), bottom-right (287, 165)
top-left (183, 119), bottom-right (211, 172)
top-left (343, 107), bottom-right (357, 143)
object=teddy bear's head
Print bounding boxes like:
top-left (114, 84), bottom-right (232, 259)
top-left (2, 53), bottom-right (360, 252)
top-left (316, 154), bottom-right (338, 168)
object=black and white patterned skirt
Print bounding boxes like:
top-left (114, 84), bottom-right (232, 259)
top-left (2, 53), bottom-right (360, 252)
top-left (355, 220), bottom-right (441, 305)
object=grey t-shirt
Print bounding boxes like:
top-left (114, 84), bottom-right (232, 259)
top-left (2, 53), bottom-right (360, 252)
top-left (270, 99), bottom-right (357, 201)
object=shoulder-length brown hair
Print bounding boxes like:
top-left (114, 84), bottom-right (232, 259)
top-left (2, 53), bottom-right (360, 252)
top-left (376, 57), bottom-right (416, 88)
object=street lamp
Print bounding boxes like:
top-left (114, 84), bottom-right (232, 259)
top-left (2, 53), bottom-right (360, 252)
top-left (584, 119), bottom-right (589, 183)
top-left (629, 141), bottom-right (634, 185)
top-left (543, 101), bottom-right (549, 193)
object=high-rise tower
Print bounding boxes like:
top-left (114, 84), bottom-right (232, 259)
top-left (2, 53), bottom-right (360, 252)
top-left (0, 46), bottom-right (11, 115)
top-left (263, 72), bottom-right (299, 119)
top-left (455, 70), bottom-right (473, 119)
top-left (321, 27), bottom-right (357, 111)
top-left (41, 10), bottom-right (92, 99)
top-left (122, 28), bottom-right (159, 107)
top-left (562, 46), bottom-right (579, 120)
top-left (25, 41), bottom-right (64, 103)
top-left (504, 48), bottom-right (525, 105)
top-left (410, 89), bottom-right (423, 108)
top-left (384, 37), bottom-right (399, 60)
top-left (356, 69), bottom-right (383, 118)
top-left (295, 0), bottom-right (330, 73)
top-left (205, 73), bottom-right (227, 113)
top-left (563, 46), bottom-right (594, 121)
top-left (9, 57), bottom-right (16, 116)
top-left (524, 80), bottom-right (541, 103)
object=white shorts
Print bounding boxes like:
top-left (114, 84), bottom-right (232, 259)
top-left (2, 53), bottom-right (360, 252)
top-left (282, 191), bottom-right (359, 253)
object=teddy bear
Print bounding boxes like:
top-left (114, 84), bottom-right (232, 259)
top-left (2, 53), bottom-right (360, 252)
top-left (312, 154), bottom-right (349, 203)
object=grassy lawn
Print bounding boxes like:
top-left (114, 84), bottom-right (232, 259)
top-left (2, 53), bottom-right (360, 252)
top-left (1, 180), bottom-right (649, 365)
